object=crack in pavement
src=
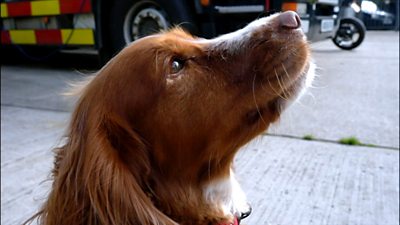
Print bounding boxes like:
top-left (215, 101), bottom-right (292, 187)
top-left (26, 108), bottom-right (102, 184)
top-left (264, 133), bottom-right (399, 151)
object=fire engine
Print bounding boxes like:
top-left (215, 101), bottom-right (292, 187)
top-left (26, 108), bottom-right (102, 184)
top-left (1, 0), bottom-right (339, 61)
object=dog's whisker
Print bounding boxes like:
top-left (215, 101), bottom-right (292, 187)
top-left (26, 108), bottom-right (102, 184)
top-left (267, 77), bottom-right (286, 101)
top-left (262, 68), bottom-right (282, 98)
top-left (278, 66), bottom-right (291, 100)
top-left (273, 69), bottom-right (289, 101)
top-left (295, 92), bottom-right (316, 109)
top-left (252, 73), bottom-right (269, 127)
top-left (281, 63), bottom-right (291, 82)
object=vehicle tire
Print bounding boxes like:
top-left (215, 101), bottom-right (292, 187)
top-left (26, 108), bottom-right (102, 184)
top-left (332, 17), bottom-right (366, 50)
top-left (108, 0), bottom-right (196, 56)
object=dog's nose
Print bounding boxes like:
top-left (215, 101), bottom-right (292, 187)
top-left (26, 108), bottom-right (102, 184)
top-left (279, 11), bottom-right (301, 29)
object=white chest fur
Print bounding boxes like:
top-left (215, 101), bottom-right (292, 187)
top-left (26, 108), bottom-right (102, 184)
top-left (203, 170), bottom-right (250, 217)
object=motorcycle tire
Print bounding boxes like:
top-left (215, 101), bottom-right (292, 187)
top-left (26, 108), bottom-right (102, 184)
top-left (332, 17), bottom-right (366, 50)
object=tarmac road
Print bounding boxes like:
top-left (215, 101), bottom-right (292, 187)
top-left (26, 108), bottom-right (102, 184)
top-left (1, 31), bottom-right (399, 225)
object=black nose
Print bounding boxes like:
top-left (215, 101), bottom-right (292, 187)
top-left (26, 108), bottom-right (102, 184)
top-left (279, 11), bottom-right (301, 29)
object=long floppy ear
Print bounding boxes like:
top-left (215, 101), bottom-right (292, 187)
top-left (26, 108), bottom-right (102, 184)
top-left (81, 113), bottom-right (178, 225)
top-left (27, 95), bottom-right (177, 225)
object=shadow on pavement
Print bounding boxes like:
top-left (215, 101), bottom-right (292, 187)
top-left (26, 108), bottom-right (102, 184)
top-left (1, 45), bottom-right (102, 71)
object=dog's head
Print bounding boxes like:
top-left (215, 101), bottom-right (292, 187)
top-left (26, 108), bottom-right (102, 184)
top-left (97, 11), bottom-right (313, 177)
top-left (43, 11), bottom-right (314, 225)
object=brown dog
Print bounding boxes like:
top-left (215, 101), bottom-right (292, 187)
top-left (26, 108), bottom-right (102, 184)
top-left (27, 11), bottom-right (314, 225)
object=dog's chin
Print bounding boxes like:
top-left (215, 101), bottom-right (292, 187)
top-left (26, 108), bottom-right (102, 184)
top-left (248, 61), bottom-right (315, 126)
top-left (276, 61), bottom-right (315, 113)
top-left (285, 61), bottom-right (316, 107)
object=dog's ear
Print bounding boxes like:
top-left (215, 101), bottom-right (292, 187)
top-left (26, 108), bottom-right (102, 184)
top-left (81, 114), bottom-right (177, 225)
top-left (99, 114), bottom-right (150, 176)
top-left (31, 99), bottom-right (177, 225)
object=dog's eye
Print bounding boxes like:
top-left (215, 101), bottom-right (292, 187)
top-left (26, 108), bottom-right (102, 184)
top-left (171, 58), bottom-right (185, 74)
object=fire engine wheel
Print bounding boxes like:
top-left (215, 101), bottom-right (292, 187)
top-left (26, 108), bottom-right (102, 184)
top-left (109, 0), bottom-right (196, 56)
top-left (124, 5), bottom-right (169, 43)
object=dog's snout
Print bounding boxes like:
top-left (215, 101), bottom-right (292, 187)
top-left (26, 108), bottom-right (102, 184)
top-left (279, 11), bottom-right (301, 29)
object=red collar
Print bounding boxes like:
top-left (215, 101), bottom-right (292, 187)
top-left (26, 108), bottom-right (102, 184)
top-left (219, 216), bottom-right (239, 225)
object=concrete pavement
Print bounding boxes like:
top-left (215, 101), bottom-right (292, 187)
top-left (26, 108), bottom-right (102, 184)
top-left (269, 31), bottom-right (399, 149)
top-left (1, 31), bottom-right (399, 225)
top-left (237, 136), bottom-right (398, 225)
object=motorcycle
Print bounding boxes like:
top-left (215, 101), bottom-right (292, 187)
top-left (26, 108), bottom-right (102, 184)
top-left (332, 0), bottom-right (366, 50)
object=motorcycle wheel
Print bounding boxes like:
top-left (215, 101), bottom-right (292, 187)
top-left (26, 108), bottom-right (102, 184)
top-left (332, 18), bottom-right (366, 50)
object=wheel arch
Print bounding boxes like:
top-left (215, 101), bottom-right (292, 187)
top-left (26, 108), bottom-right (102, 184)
top-left (93, 0), bottom-right (198, 62)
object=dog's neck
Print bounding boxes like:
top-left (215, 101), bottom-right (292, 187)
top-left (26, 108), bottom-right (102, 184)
top-left (146, 165), bottom-right (249, 224)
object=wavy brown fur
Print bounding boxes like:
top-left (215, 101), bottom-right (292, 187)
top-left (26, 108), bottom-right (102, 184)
top-left (25, 13), bottom-right (311, 225)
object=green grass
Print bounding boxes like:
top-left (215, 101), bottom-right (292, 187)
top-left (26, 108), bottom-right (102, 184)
top-left (303, 134), bottom-right (315, 141)
top-left (339, 137), bottom-right (362, 145)
top-left (338, 136), bottom-right (376, 147)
